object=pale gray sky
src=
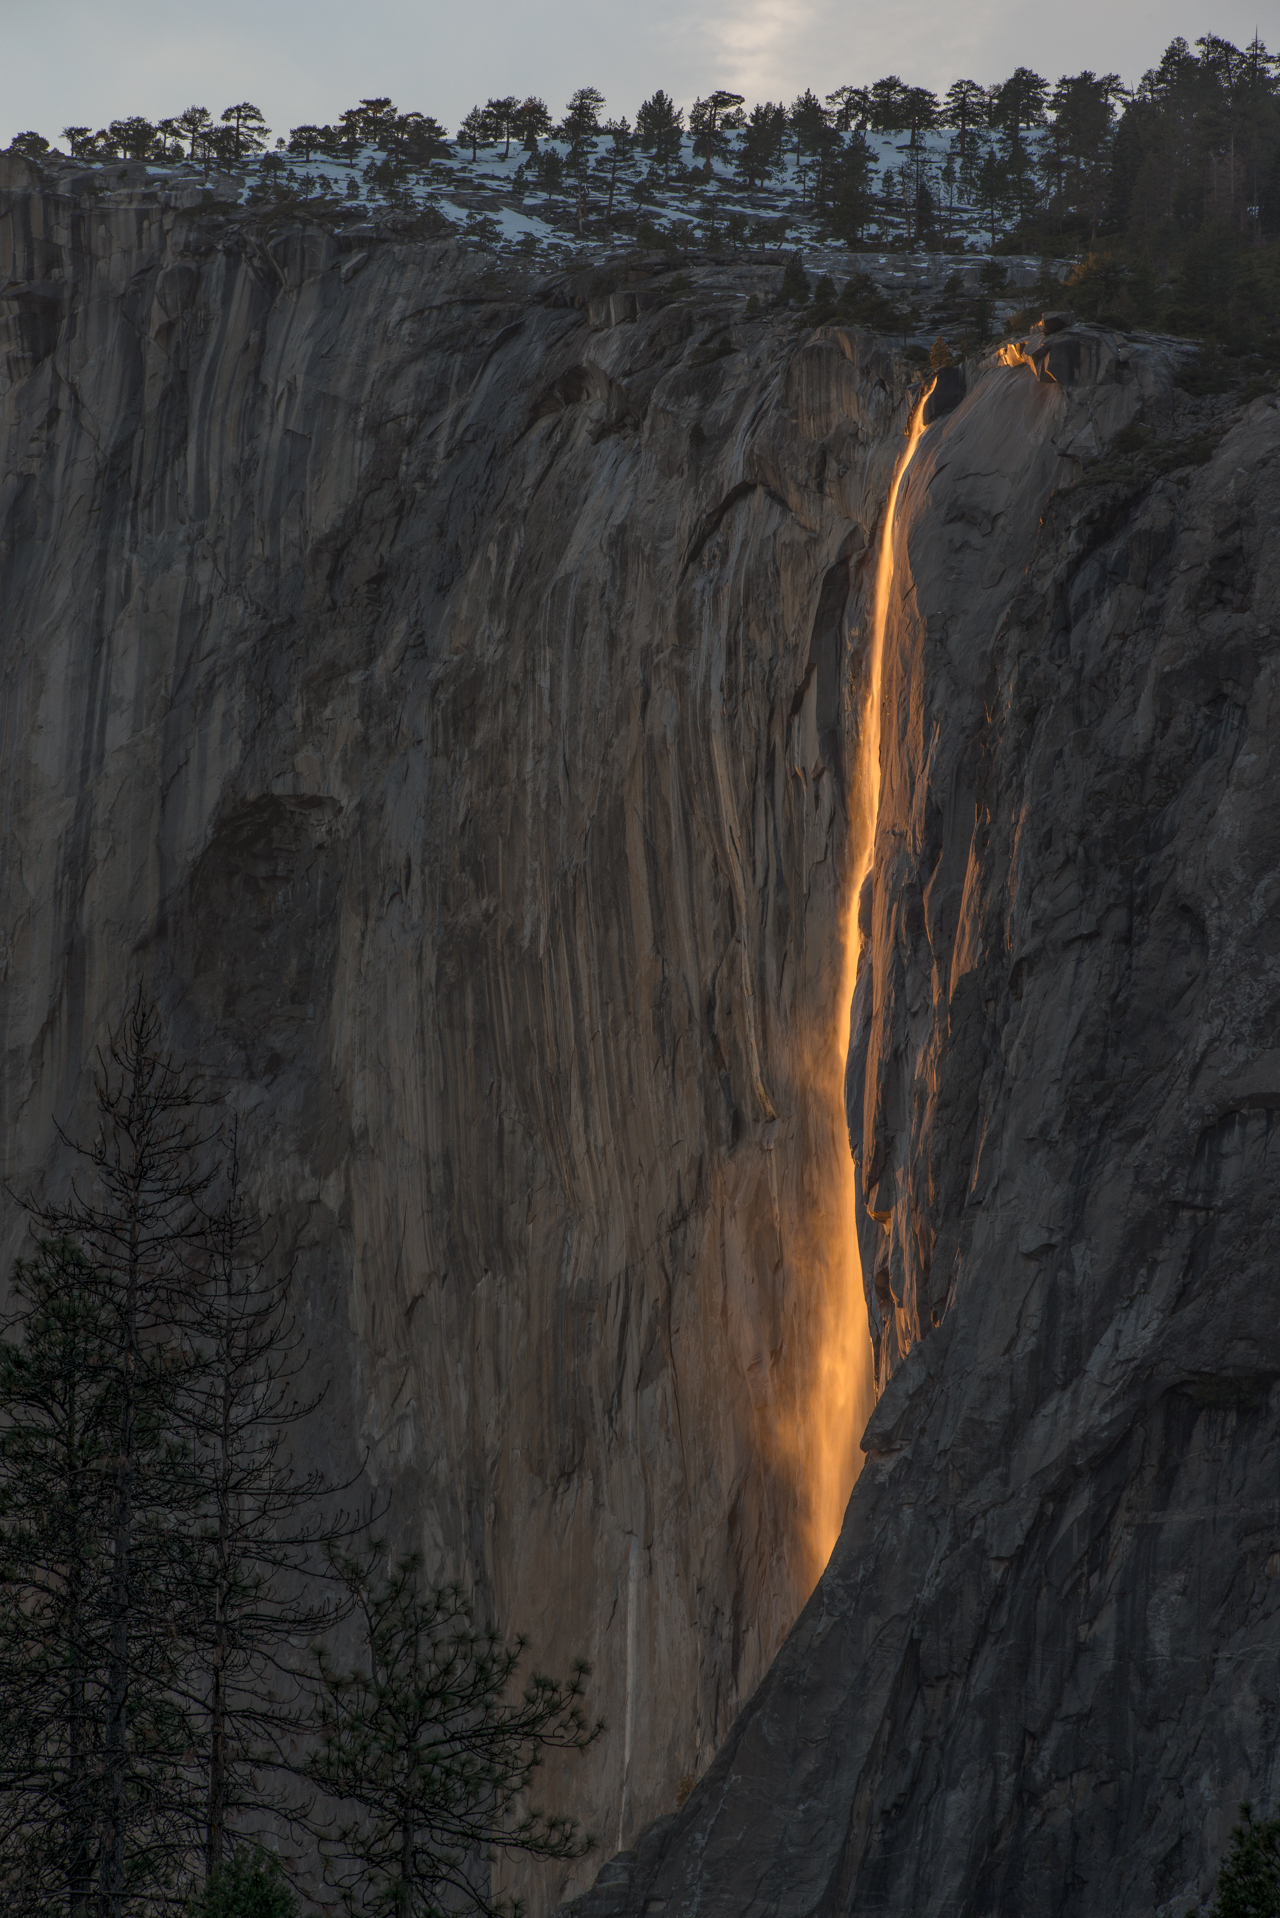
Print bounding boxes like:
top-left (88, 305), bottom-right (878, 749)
top-left (1, 0), bottom-right (1272, 147)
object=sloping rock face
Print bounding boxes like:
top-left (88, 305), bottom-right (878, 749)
top-left (567, 350), bottom-right (1280, 1912)
top-left (0, 161), bottom-right (904, 1896)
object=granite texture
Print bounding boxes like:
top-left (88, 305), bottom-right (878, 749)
top-left (5, 150), bottom-right (1278, 1916)
top-left (2, 157), bottom-right (892, 1901)
top-left (565, 338), bottom-right (1280, 1918)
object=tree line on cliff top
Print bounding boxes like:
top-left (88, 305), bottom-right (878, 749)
top-left (0, 997), bottom-right (599, 1916)
top-left (5, 34), bottom-right (1280, 352)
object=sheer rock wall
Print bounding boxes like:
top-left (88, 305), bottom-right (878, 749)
top-left (1, 158), bottom-right (895, 1897)
top-left (7, 150), bottom-right (1280, 1918)
top-left (567, 338), bottom-right (1280, 1916)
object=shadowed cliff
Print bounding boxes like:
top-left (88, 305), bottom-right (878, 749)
top-left (5, 152), bottom-right (1280, 1918)
top-left (566, 316), bottom-right (1280, 1918)
top-left (1, 157), bottom-right (897, 1901)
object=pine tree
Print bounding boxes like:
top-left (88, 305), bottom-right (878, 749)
top-left (0, 1218), bottom-right (203, 1912)
top-left (868, 76), bottom-right (911, 133)
top-left (176, 1125), bottom-right (358, 1886)
top-left (331, 98), bottom-right (404, 164)
top-left (286, 125), bottom-right (327, 163)
top-left (975, 145), bottom-right (1013, 248)
top-left (6, 132), bottom-right (51, 161)
top-left (1205, 1802), bottom-right (1280, 1917)
top-left (822, 133), bottom-right (874, 244)
top-left (635, 90), bottom-right (684, 183)
top-left (177, 107), bottom-right (213, 165)
top-left (737, 102), bottom-right (784, 188)
top-left (788, 89), bottom-right (829, 169)
top-left (513, 97), bottom-right (552, 153)
top-left (689, 90), bottom-right (744, 177)
top-left (901, 86), bottom-right (940, 150)
top-left (14, 995), bottom-right (216, 1911)
top-left (156, 118), bottom-right (188, 162)
top-left (458, 106), bottom-right (492, 162)
top-left (185, 1847), bottom-right (297, 1918)
top-left (353, 98), bottom-right (398, 148)
top-left (779, 253), bottom-right (811, 305)
top-left (559, 87), bottom-right (605, 173)
top-left (597, 118), bottom-right (634, 221)
top-left (0, 1239), bottom-right (120, 1914)
top-left (942, 79), bottom-right (988, 160)
top-left (106, 117), bottom-right (161, 161)
top-left (219, 104), bottom-right (270, 163)
top-left (939, 153), bottom-right (958, 240)
top-left (485, 97), bottom-right (520, 158)
top-left (0, 1002), bottom-right (368, 1907)
top-left (538, 147), bottom-right (565, 194)
top-left (990, 67), bottom-right (1048, 222)
top-left (360, 110), bottom-right (450, 171)
top-left (825, 85), bottom-right (872, 133)
top-left (307, 1548), bottom-right (601, 1918)
top-left (1045, 71), bottom-right (1123, 236)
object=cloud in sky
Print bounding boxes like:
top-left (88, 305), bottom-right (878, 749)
top-left (0, 0), bottom-right (1269, 145)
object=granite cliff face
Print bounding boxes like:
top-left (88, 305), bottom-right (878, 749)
top-left (4, 151), bottom-right (1280, 1917)
top-left (0, 155), bottom-right (894, 1896)
top-left (570, 326), bottom-right (1280, 1916)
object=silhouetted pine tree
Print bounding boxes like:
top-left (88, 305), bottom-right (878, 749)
top-left (307, 1547), bottom-right (601, 1918)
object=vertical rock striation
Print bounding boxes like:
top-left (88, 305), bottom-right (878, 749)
top-left (8, 151), bottom-right (1280, 1915)
top-left (568, 334), bottom-right (1280, 1915)
top-left (1, 157), bottom-right (905, 1896)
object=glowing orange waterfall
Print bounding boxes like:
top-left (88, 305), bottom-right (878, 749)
top-left (800, 382), bottom-right (936, 1583)
top-left (858, 385), bottom-right (935, 915)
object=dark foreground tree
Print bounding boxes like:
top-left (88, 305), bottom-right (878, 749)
top-left (11, 997), bottom-right (216, 1910)
top-left (0, 1239), bottom-right (119, 1914)
top-left (308, 1549), bottom-right (601, 1918)
top-left (184, 1845), bottom-right (297, 1918)
top-left (177, 1125), bottom-right (359, 1886)
top-left (0, 997), bottom-right (352, 1908)
top-left (0, 1000), bottom-right (599, 1912)
top-left (1206, 1803), bottom-right (1280, 1917)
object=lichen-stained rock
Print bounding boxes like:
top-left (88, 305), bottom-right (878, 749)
top-left (0, 161), bottom-right (906, 1904)
top-left (573, 351), bottom-right (1280, 1916)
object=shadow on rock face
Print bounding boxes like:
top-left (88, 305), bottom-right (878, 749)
top-left (175, 793), bottom-right (344, 1078)
top-left (922, 363), bottom-right (966, 424)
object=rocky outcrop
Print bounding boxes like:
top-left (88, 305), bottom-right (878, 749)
top-left (566, 339), bottom-right (1280, 1913)
top-left (1, 159), bottom-right (904, 1900)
